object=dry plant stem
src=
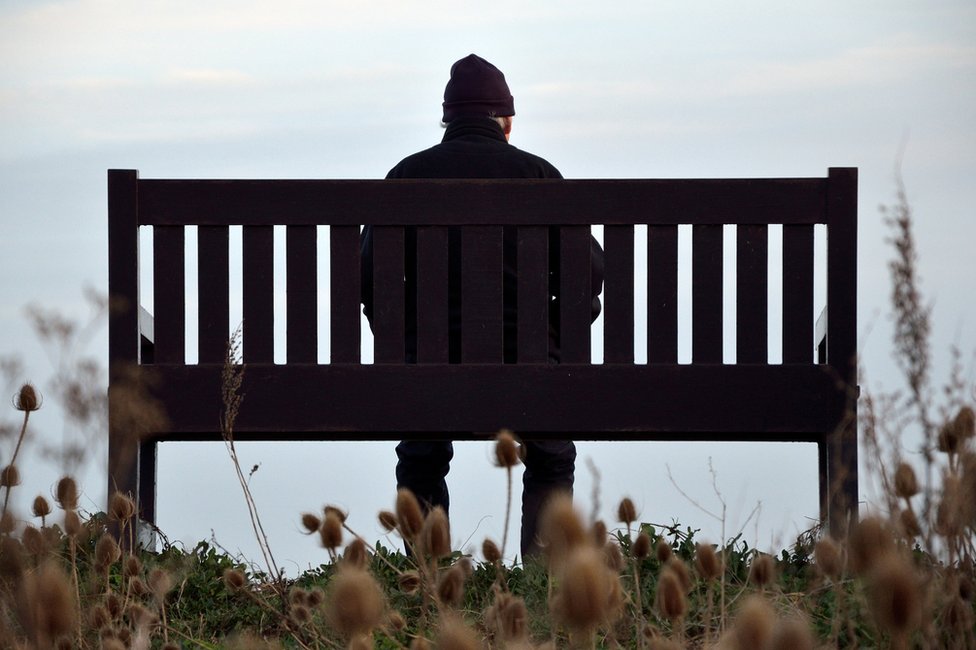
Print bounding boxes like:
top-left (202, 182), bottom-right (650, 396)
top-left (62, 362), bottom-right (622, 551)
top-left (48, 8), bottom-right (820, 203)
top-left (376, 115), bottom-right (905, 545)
top-left (501, 465), bottom-right (512, 560)
top-left (1, 410), bottom-right (30, 517)
top-left (221, 331), bottom-right (282, 583)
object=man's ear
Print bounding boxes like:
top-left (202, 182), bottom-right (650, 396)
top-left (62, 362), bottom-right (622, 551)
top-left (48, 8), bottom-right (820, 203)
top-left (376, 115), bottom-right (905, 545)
top-left (502, 116), bottom-right (513, 141)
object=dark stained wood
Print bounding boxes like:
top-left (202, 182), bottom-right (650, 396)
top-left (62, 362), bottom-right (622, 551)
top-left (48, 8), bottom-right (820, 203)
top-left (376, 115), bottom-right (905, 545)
top-left (107, 169), bottom-right (141, 513)
top-left (692, 225), bottom-right (723, 363)
top-left (329, 226), bottom-right (360, 364)
top-left (648, 226), bottom-right (678, 363)
top-left (604, 225), bottom-right (634, 364)
top-left (559, 227), bottom-right (592, 363)
top-left (416, 227), bottom-right (449, 364)
top-left (736, 225), bottom-right (768, 363)
top-left (517, 226), bottom-right (549, 363)
top-left (138, 439), bottom-right (157, 524)
top-left (153, 226), bottom-right (185, 364)
top-left (138, 178), bottom-right (828, 226)
top-left (461, 226), bottom-right (504, 363)
top-left (197, 226), bottom-right (230, 364)
top-left (286, 225), bottom-right (317, 363)
top-left (826, 167), bottom-right (859, 533)
top-left (783, 225), bottom-right (814, 363)
top-left (243, 226), bottom-right (274, 363)
top-left (141, 363), bottom-right (847, 436)
top-left (372, 226), bottom-right (405, 364)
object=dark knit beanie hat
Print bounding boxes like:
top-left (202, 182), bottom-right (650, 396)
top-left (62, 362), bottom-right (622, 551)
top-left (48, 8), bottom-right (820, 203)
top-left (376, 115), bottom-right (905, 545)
top-left (442, 54), bottom-right (515, 122)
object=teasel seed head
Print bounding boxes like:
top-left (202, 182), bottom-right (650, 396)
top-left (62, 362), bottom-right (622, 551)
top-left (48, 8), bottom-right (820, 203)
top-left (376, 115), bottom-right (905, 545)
top-left (395, 489), bottom-right (423, 540)
top-left (300, 512), bottom-right (321, 534)
top-left (539, 493), bottom-right (586, 566)
top-left (435, 614), bottom-right (480, 650)
top-left (397, 570), bottom-right (421, 594)
top-left (655, 567), bottom-right (687, 622)
top-left (14, 383), bottom-right (41, 412)
top-left (129, 577), bottom-right (148, 598)
top-left (94, 534), bottom-right (121, 572)
top-left (938, 420), bottom-right (962, 454)
top-left (848, 516), bottom-right (893, 574)
top-left (21, 526), bottom-right (45, 556)
top-left (815, 536), bottom-right (843, 578)
top-left (486, 591), bottom-right (528, 642)
top-left (1, 464), bottom-right (20, 488)
top-left (733, 596), bottom-right (775, 650)
top-left (955, 406), bottom-right (975, 439)
top-left (552, 546), bottom-right (621, 631)
top-left (656, 538), bottom-right (673, 563)
top-left (320, 510), bottom-right (344, 550)
top-left (289, 604), bottom-right (312, 624)
top-left (343, 538), bottom-right (369, 569)
top-left (126, 602), bottom-right (155, 626)
top-left (108, 492), bottom-right (136, 522)
top-left (124, 554), bottom-right (142, 578)
top-left (149, 568), bottom-right (173, 599)
top-left (617, 497), bottom-right (637, 525)
top-left (0, 511), bottom-right (15, 534)
top-left (324, 567), bottom-right (387, 639)
top-left (482, 538), bottom-right (501, 563)
top-left (867, 552), bottom-right (921, 638)
top-left (898, 508), bottom-right (922, 538)
top-left (419, 506), bottom-right (452, 559)
top-left (894, 462), bottom-right (919, 499)
top-left (668, 558), bottom-right (693, 593)
top-left (378, 510), bottom-right (397, 532)
top-left (388, 610), bottom-right (406, 631)
top-left (324, 504), bottom-right (347, 523)
top-left (695, 543), bottom-right (722, 582)
top-left (223, 568), bottom-right (246, 592)
top-left (55, 477), bottom-right (78, 510)
top-left (89, 604), bottom-right (111, 630)
top-left (32, 495), bottom-right (51, 519)
top-left (769, 616), bottom-right (815, 650)
top-left (307, 586), bottom-right (324, 607)
top-left (632, 531), bottom-right (651, 560)
top-left (591, 519), bottom-right (608, 545)
top-left (748, 553), bottom-right (776, 587)
top-left (436, 563), bottom-right (466, 607)
top-left (494, 430), bottom-right (520, 468)
top-left (603, 540), bottom-right (625, 572)
top-left (63, 510), bottom-right (82, 538)
top-left (289, 587), bottom-right (309, 607)
top-left (17, 561), bottom-right (76, 643)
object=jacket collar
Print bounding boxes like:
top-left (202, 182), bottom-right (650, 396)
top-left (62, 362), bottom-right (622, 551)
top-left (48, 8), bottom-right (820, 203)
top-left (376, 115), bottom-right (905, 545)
top-left (442, 116), bottom-right (507, 143)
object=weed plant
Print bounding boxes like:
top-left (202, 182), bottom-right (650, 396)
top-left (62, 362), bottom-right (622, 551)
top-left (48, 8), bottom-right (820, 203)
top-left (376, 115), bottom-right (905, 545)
top-left (0, 177), bottom-right (973, 647)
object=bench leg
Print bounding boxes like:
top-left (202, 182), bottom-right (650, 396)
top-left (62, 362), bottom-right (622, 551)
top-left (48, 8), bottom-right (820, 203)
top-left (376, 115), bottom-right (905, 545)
top-left (107, 402), bottom-right (138, 544)
top-left (820, 418), bottom-right (858, 537)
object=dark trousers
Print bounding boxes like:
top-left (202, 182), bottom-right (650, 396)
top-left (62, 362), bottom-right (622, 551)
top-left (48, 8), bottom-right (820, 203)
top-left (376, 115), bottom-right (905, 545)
top-left (395, 439), bottom-right (576, 559)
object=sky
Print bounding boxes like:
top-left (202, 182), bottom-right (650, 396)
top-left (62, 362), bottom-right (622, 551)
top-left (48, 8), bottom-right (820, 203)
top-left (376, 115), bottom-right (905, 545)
top-left (1, 0), bottom-right (974, 572)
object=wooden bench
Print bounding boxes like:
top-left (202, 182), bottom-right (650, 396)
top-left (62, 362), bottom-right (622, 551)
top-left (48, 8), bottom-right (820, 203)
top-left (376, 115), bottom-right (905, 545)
top-left (107, 168), bottom-right (858, 535)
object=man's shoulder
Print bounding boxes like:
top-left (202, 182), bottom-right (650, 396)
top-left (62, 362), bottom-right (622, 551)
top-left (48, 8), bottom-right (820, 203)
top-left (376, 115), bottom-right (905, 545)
top-left (387, 139), bottom-right (562, 179)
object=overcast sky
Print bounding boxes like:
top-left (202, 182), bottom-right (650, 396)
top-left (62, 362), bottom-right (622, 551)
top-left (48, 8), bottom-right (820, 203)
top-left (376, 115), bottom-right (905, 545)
top-left (1, 0), bottom-right (974, 571)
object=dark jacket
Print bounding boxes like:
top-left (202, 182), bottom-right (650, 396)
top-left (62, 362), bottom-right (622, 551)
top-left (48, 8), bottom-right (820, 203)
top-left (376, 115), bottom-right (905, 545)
top-left (361, 117), bottom-right (605, 362)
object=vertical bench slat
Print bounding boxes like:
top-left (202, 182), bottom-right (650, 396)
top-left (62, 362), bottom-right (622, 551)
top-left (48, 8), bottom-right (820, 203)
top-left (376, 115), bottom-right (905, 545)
top-left (559, 226), bottom-right (592, 363)
top-left (286, 225), bottom-right (317, 363)
top-left (647, 225), bottom-right (678, 363)
top-left (462, 226), bottom-right (504, 363)
top-left (783, 224), bottom-right (814, 363)
top-left (736, 224), bottom-right (768, 363)
top-left (517, 226), bottom-right (549, 363)
top-left (242, 225), bottom-right (275, 363)
top-left (692, 225), bottom-right (723, 363)
top-left (330, 226), bottom-right (361, 364)
top-left (153, 226), bottom-right (185, 363)
top-left (373, 226), bottom-right (405, 364)
top-left (604, 225), bottom-right (634, 364)
top-left (198, 225), bottom-right (230, 363)
top-left (417, 226), bottom-right (449, 364)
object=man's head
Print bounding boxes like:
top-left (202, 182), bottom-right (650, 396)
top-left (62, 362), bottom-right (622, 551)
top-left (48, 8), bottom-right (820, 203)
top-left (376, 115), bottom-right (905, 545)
top-left (442, 54), bottom-right (515, 124)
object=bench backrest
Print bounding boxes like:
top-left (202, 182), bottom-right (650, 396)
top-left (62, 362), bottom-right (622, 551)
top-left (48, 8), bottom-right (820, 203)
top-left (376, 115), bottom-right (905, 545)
top-left (108, 169), bottom-right (856, 440)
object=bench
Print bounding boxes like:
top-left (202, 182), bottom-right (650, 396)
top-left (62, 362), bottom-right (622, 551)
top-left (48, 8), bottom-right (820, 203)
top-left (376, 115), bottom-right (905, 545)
top-left (107, 168), bottom-right (858, 535)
